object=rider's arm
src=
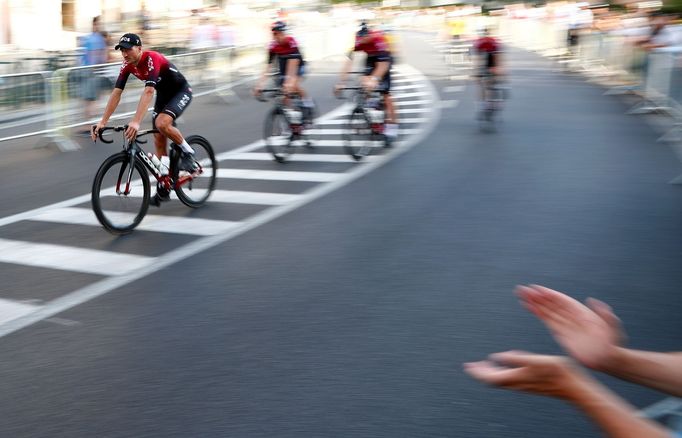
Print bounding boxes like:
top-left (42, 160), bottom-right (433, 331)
top-left (284, 57), bottom-right (300, 80)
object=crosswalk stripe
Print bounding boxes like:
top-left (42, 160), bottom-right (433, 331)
top-left (315, 117), bottom-right (426, 125)
top-left (222, 152), bottom-right (378, 163)
top-left (0, 299), bottom-right (39, 326)
top-left (392, 83), bottom-right (427, 91)
top-left (213, 169), bottom-right (341, 182)
top-left (28, 207), bottom-right (240, 236)
top-left (0, 237), bottom-right (156, 276)
top-left (298, 139), bottom-right (384, 148)
top-left (302, 128), bottom-right (419, 136)
top-left (397, 108), bottom-right (430, 114)
top-left (394, 91), bottom-right (430, 99)
top-left (201, 190), bottom-right (302, 205)
top-left (395, 100), bottom-right (426, 107)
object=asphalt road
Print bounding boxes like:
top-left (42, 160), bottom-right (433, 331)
top-left (0, 32), bottom-right (681, 437)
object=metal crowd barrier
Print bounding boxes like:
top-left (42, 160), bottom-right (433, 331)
top-left (1, 26), bottom-right (355, 152)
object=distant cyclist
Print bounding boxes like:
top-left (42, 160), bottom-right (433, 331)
top-left (473, 28), bottom-right (504, 115)
top-left (336, 22), bottom-right (398, 140)
top-left (91, 33), bottom-right (196, 204)
top-left (254, 21), bottom-right (315, 125)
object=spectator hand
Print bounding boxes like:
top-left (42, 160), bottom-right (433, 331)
top-left (464, 351), bottom-right (587, 401)
top-left (516, 285), bottom-right (625, 371)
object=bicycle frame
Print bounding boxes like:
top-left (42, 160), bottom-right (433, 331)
top-left (260, 88), bottom-right (306, 135)
top-left (98, 126), bottom-right (203, 195)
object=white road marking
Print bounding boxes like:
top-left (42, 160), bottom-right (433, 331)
top-left (397, 108), bottom-right (430, 114)
top-left (394, 91), bottom-right (430, 99)
top-left (0, 238), bottom-right (156, 276)
top-left (392, 83), bottom-right (426, 91)
top-left (437, 100), bottom-right (460, 109)
top-left (314, 117), bottom-right (426, 125)
top-left (302, 128), bottom-right (420, 136)
top-left (443, 85), bottom-right (465, 93)
top-left (28, 207), bottom-right (240, 236)
top-left (0, 299), bottom-right (40, 326)
top-left (224, 152), bottom-right (378, 163)
top-left (214, 169), bottom-right (342, 182)
top-left (0, 62), bottom-right (440, 338)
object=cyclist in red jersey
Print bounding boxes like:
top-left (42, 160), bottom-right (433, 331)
top-left (335, 22), bottom-right (398, 140)
top-left (473, 28), bottom-right (504, 113)
top-left (254, 21), bottom-right (315, 124)
top-left (91, 33), bottom-right (196, 203)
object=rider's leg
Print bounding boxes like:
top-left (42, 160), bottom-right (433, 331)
top-left (153, 131), bottom-right (168, 158)
top-left (384, 93), bottom-right (396, 124)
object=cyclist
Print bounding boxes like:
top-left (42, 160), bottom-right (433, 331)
top-left (472, 28), bottom-right (504, 117)
top-left (91, 33), bottom-right (196, 204)
top-left (253, 21), bottom-right (315, 125)
top-left (335, 22), bottom-right (398, 140)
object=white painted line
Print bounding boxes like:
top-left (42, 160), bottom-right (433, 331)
top-left (28, 207), bottom-right (240, 236)
top-left (315, 117), bottom-right (426, 125)
top-left (0, 238), bottom-right (156, 276)
top-left (437, 100), bottom-right (460, 109)
top-left (443, 85), bottom-right (464, 93)
top-left (198, 190), bottom-right (302, 205)
top-left (300, 139), bottom-right (384, 148)
top-left (214, 169), bottom-right (341, 182)
top-left (301, 128), bottom-right (420, 136)
top-left (394, 91), bottom-right (430, 99)
top-left (392, 78), bottom-right (416, 83)
top-left (395, 100), bottom-right (426, 107)
top-left (392, 83), bottom-right (426, 91)
top-left (223, 152), bottom-right (376, 163)
top-left (0, 299), bottom-right (40, 326)
top-left (397, 108), bottom-right (430, 114)
top-left (0, 63), bottom-right (440, 339)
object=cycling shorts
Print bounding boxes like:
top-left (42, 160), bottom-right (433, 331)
top-left (153, 85), bottom-right (192, 126)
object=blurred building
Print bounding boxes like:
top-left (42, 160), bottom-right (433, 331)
top-left (0, 0), bottom-right (209, 50)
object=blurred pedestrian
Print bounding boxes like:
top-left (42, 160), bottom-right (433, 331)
top-left (79, 16), bottom-right (107, 127)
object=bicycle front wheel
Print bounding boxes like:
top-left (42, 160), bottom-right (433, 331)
top-left (174, 135), bottom-right (217, 208)
top-left (264, 108), bottom-right (294, 163)
top-left (91, 152), bottom-right (150, 235)
top-left (344, 107), bottom-right (376, 161)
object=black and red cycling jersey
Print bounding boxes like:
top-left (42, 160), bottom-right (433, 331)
top-left (351, 30), bottom-right (391, 63)
top-left (267, 35), bottom-right (304, 65)
top-left (474, 37), bottom-right (501, 68)
top-left (115, 50), bottom-right (188, 94)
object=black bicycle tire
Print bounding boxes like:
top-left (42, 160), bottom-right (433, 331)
top-left (264, 107), bottom-right (293, 163)
top-left (175, 135), bottom-right (217, 208)
top-left (91, 151), bottom-right (150, 235)
top-left (344, 107), bottom-right (373, 161)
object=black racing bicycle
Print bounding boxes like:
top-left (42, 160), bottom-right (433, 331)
top-left (337, 84), bottom-right (391, 161)
top-left (258, 88), bottom-right (314, 163)
top-left (91, 125), bottom-right (217, 234)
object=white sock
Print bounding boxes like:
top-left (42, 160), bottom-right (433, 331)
top-left (179, 139), bottom-right (195, 154)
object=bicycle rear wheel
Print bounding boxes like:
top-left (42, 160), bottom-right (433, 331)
top-left (344, 107), bottom-right (376, 161)
top-left (264, 108), bottom-right (294, 163)
top-left (91, 152), bottom-right (150, 235)
top-left (173, 135), bottom-right (217, 208)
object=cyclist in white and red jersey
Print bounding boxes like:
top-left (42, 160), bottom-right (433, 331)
top-left (91, 33), bottom-right (196, 203)
top-left (335, 22), bottom-right (398, 140)
top-left (254, 21), bottom-right (315, 124)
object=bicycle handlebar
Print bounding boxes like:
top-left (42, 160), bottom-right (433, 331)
top-left (94, 125), bottom-right (159, 144)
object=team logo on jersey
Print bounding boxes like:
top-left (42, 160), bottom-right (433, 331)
top-left (147, 56), bottom-right (154, 72)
